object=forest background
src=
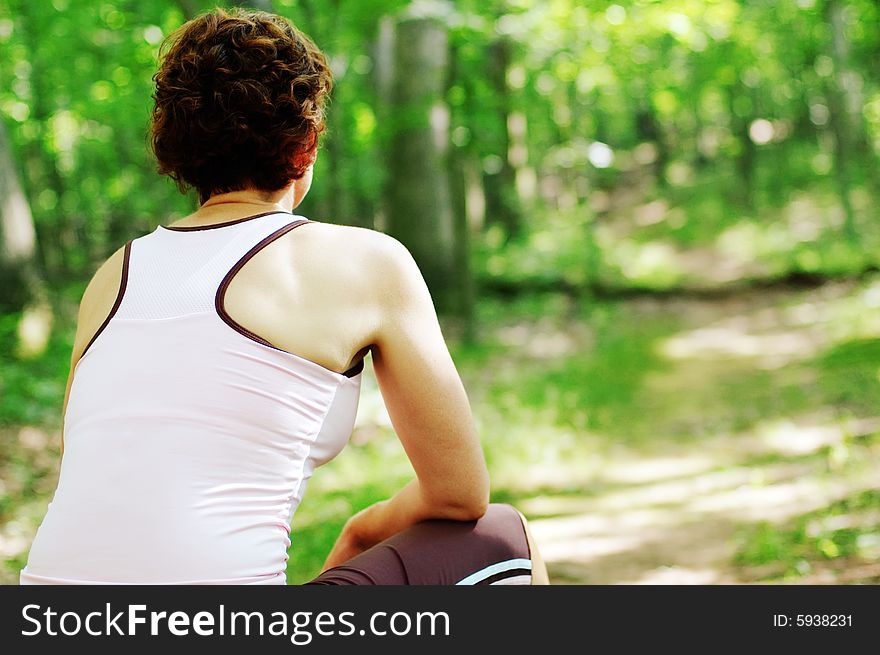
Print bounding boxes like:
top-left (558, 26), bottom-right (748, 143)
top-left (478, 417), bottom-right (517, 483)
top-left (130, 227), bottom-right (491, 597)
top-left (1, 0), bottom-right (878, 584)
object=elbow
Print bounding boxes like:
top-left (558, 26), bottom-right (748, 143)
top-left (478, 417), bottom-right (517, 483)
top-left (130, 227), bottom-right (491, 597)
top-left (423, 473), bottom-right (489, 522)
top-left (462, 467), bottom-right (491, 519)
top-left (459, 497), bottom-right (489, 521)
top-left (451, 468), bottom-right (490, 521)
top-left (436, 496), bottom-right (488, 522)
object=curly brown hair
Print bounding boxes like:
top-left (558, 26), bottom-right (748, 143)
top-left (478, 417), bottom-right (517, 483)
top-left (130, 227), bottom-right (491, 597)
top-left (150, 8), bottom-right (333, 203)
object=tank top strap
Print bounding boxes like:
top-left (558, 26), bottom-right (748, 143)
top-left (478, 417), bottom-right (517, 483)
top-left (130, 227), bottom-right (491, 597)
top-left (115, 212), bottom-right (310, 322)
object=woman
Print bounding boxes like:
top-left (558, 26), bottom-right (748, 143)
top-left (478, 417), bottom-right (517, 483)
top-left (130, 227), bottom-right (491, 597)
top-left (21, 8), bottom-right (548, 585)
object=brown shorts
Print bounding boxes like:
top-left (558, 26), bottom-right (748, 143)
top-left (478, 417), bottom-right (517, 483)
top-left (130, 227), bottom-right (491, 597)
top-left (305, 503), bottom-right (532, 585)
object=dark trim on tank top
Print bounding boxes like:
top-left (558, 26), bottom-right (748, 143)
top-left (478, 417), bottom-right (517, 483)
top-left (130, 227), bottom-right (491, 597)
top-left (342, 357), bottom-right (365, 377)
top-left (160, 211), bottom-right (294, 231)
top-left (80, 240), bottom-right (132, 358)
top-left (215, 219), bottom-right (364, 378)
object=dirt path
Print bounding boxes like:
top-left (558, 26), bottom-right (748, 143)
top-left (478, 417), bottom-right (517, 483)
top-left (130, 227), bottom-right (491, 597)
top-left (492, 280), bottom-right (880, 584)
top-left (528, 435), bottom-right (879, 584)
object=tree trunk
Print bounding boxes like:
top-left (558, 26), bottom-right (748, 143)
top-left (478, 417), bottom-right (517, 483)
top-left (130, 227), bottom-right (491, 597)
top-left (15, 0), bottom-right (70, 279)
top-left (448, 138), bottom-right (476, 340)
top-left (824, 0), bottom-right (860, 242)
top-left (446, 41), bottom-right (475, 339)
top-left (369, 15), bottom-right (396, 232)
top-left (0, 119), bottom-right (53, 357)
top-left (482, 36), bottom-right (521, 241)
top-left (176, 0), bottom-right (200, 19)
top-left (727, 81), bottom-right (756, 210)
top-left (634, 81), bottom-right (669, 188)
top-left (385, 9), bottom-right (459, 314)
top-left (0, 120), bottom-right (36, 306)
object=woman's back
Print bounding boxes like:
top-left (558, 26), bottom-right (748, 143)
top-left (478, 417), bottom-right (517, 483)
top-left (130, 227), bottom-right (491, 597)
top-left (21, 213), bottom-right (364, 584)
top-left (18, 8), bottom-right (549, 587)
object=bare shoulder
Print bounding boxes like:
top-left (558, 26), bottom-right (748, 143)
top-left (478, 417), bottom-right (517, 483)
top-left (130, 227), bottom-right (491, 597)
top-left (72, 243), bottom-right (128, 362)
top-left (298, 221), bottom-right (413, 261)
top-left (269, 220), bottom-right (429, 361)
top-left (296, 221), bottom-right (422, 298)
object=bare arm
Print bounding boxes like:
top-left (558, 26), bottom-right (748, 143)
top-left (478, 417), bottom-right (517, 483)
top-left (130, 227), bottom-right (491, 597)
top-left (322, 236), bottom-right (488, 569)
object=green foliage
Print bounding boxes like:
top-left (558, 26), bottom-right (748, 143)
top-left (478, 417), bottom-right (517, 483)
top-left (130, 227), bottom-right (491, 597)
top-left (816, 337), bottom-right (880, 415)
top-left (1, 0), bottom-right (877, 288)
top-left (286, 481), bottom-right (406, 584)
top-left (2, 0), bottom-right (880, 585)
top-left (0, 312), bottom-right (70, 427)
top-left (479, 298), bottom-right (672, 436)
top-left (735, 489), bottom-right (880, 582)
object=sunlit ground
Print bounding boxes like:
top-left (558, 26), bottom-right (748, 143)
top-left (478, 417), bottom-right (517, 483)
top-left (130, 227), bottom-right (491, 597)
top-left (292, 276), bottom-right (880, 584)
top-left (1, 276), bottom-right (879, 584)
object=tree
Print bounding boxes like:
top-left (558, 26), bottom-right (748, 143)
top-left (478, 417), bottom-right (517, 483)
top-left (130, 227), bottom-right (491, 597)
top-left (384, 4), bottom-right (463, 315)
top-left (0, 119), bottom-right (52, 357)
top-left (482, 34), bottom-right (521, 240)
top-left (824, 0), bottom-right (861, 243)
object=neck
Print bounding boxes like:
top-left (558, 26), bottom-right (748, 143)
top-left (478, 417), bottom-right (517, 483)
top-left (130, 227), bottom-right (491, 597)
top-left (200, 186), bottom-right (296, 214)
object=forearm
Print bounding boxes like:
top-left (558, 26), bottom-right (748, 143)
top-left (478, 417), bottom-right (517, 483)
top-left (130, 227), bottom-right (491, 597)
top-left (352, 478), bottom-right (486, 548)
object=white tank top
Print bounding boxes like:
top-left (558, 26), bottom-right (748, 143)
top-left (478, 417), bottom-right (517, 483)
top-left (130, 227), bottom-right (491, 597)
top-left (21, 212), bottom-right (362, 585)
